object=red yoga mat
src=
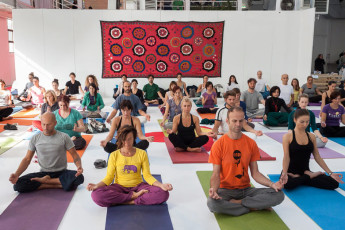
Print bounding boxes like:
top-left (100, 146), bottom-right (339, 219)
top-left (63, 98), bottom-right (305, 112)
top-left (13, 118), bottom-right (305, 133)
top-left (259, 148), bottom-right (276, 161)
top-left (145, 132), bottom-right (165, 142)
top-left (164, 137), bottom-right (209, 164)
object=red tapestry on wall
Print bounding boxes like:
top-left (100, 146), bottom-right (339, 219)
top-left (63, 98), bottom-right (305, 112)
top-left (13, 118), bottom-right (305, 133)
top-left (101, 21), bottom-right (224, 78)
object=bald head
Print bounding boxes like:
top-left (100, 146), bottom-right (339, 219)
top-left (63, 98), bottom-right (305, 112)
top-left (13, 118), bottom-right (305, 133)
top-left (281, 74), bottom-right (289, 85)
top-left (41, 112), bottom-right (56, 123)
top-left (41, 112), bottom-right (57, 136)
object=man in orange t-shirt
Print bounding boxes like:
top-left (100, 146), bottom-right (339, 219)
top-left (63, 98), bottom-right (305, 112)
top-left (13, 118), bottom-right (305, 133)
top-left (207, 107), bottom-right (284, 216)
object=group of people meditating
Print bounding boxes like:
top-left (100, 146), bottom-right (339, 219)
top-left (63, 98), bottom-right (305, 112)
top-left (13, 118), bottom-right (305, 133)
top-left (6, 71), bottom-right (345, 218)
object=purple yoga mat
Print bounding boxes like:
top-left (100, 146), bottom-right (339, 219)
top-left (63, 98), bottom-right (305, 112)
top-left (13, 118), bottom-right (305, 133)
top-left (251, 118), bottom-right (263, 122)
top-left (311, 110), bottom-right (320, 117)
top-left (308, 102), bottom-right (321, 106)
top-left (265, 132), bottom-right (345, 159)
top-left (0, 189), bottom-right (75, 230)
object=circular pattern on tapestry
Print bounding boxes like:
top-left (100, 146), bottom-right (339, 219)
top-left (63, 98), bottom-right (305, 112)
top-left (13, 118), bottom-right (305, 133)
top-left (122, 55), bottom-right (132, 65)
top-left (203, 44), bottom-right (215, 57)
top-left (156, 61), bottom-right (168, 73)
top-left (157, 27), bottom-right (169, 39)
top-left (180, 43), bottom-right (193, 56)
top-left (170, 37), bottom-right (181, 48)
top-left (194, 37), bottom-right (203, 46)
top-left (132, 60), bottom-right (145, 73)
top-left (203, 60), bottom-right (215, 72)
top-left (169, 53), bottom-right (180, 63)
top-left (203, 27), bottom-right (214, 39)
top-left (110, 27), bottom-right (122, 39)
top-left (132, 27), bottom-right (146, 40)
top-left (179, 60), bottom-right (192, 73)
top-left (122, 38), bottom-right (133, 49)
top-left (146, 54), bottom-right (156, 65)
top-left (181, 26), bottom-right (194, 39)
top-left (192, 54), bottom-right (202, 63)
top-left (146, 36), bottom-right (156, 47)
top-left (156, 44), bottom-right (170, 57)
top-left (133, 44), bottom-right (146, 57)
top-left (110, 44), bottom-right (123, 56)
top-left (111, 61), bottom-right (123, 72)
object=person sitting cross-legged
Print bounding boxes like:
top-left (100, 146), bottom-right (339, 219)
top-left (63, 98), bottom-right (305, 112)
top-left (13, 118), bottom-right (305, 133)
top-left (207, 107), bottom-right (284, 216)
top-left (160, 85), bottom-right (182, 130)
top-left (9, 112), bottom-right (84, 193)
top-left (143, 75), bottom-right (164, 104)
top-left (197, 81), bottom-right (218, 114)
top-left (80, 83), bottom-right (107, 119)
top-left (240, 78), bottom-right (265, 119)
top-left (167, 98), bottom-right (214, 152)
top-left (88, 125), bottom-right (172, 207)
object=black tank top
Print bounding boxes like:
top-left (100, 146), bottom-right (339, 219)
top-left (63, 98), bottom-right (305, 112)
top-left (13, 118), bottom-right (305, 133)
top-left (177, 114), bottom-right (196, 140)
top-left (117, 116), bottom-right (134, 131)
top-left (325, 92), bottom-right (331, 105)
top-left (288, 130), bottom-right (313, 175)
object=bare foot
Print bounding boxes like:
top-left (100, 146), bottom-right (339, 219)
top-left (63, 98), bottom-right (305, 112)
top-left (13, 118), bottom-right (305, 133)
top-left (31, 175), bottom-right (51, 183)
top-left (230, 199), bottom-right (242, 205)
top-left (304, 170), bottom-right (324, 179)
top-left (3, 116), bottom-right (13, 121)
top-left (287, 173), bottom-right (300, 178)
top-left (132, 189), bottom-right (148, 199)
top-left (264, 207), bottom-right (273, 211)
top-left (187, 147), bottom-right (201, 152)
top-left (175, 147), bottom-right (185, 152)
top-left (123, 200), bottom-right (135, 205)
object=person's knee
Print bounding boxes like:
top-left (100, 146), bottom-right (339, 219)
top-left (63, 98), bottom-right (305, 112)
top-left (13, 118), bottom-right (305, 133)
top-left (328, 178), bottom-right (339, 190)
top-left (91, 189), bottom-right (109, 207)
top-left (272, 190), bottom-right (285, 206)
top-left (13, 178), bottom-right (38, 193)
top-left (207, 197), bottom-right (219, 213)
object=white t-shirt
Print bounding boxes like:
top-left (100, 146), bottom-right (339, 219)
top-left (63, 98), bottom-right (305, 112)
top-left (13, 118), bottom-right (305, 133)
top-left (255, 79), bottom-right (266, 92)
top-left (279, 84), bottom-right (293, 105)
top-left (215, 107), bottom-right (229, 133)
top-left (0, 90), bottom-right (11, 106)
top-left (226, 83), bottom-right (240, 92)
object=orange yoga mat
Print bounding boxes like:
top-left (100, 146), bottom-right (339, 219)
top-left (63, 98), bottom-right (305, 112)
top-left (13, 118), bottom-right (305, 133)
top-left (198, 113), bottom-right (216, 120)
top-left (12, 108), bottom-right (40, 118)
top-left (0, 119), bottom-right (34, 126)
top-left (66, 135), bottom-right (93, 163)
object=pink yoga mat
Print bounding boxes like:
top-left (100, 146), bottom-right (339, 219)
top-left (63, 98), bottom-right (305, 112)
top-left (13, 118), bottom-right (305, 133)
top-left (0, 189), bottom-right (75, 230)
top-left (259, 148), bottom-right (276, 161)
top-left (265, 132), bottom-right (345, 159)
top-left (164, 137), bottom-right (209, 164)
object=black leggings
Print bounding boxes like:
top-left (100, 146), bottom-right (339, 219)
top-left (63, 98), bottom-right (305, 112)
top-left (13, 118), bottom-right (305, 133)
top-left (320, 126), bottom-right (345, 137)
top-left (168, 133), bottom-right (209, 150)
top-left (0, 107), bottom-right (13, 121)
top-left (284, 174), bottom-right (339, 190)
top-left (197, 108), bottom-right (218, 114)
top-left (309, 95), bottom-right (322, 103)
top-left (104, 140), bottom-right (149, 153)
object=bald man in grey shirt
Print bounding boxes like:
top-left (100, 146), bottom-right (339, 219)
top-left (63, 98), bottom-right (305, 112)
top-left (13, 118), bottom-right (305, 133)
top-left (9, 113), bottom-right (84, 193)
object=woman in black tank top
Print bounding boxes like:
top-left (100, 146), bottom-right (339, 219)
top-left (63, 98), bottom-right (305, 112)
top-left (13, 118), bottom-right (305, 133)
top-left (167, 98), bottom-right (214, 152)
top-left (280, 109), bottom-right (342, 190)
top-left (321, 81), bottom-right (337, 112)
top-left (100, 100), bottom-right (154, 154)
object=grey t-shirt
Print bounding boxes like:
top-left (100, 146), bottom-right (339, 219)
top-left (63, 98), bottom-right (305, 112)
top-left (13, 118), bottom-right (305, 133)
top-left (112, 94), bottom-right (143, 116)
top-left (240, 90), bottom-right (263, 113)
top-left (28, 131), bottom-right (75, 172)
top-left (301, 84), bottom-right (317, 97)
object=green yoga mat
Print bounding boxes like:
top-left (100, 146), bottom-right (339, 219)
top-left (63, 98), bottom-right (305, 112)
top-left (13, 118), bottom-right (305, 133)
top-left (158, 119), bottom-right (169, 137)
top-left (196, 171), bottom-right (288, 230)
top-left (0, 137), bottom-right (22, 155)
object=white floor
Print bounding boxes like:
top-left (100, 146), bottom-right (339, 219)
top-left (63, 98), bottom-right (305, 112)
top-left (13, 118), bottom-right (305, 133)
top-left (1, 97), bottom-right (345, 230)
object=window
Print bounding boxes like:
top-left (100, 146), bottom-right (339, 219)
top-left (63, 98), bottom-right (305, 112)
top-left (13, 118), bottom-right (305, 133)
top-left (7, 19), bottom-right (14, 53)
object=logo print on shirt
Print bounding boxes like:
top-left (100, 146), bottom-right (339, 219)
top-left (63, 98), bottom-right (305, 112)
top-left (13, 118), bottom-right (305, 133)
top-left (123, 165), bottom-right (137, 173)
top-left (233, 150), bottom-right (241, 167)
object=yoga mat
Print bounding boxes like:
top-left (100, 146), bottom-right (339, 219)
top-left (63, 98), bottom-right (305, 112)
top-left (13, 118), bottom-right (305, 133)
top-left (335, 172), bottom-right (345, 191)
top-left (11, 106), bottom-right (23, 115)
top-left (329, 137), bottom-right (345, 147)
top-left (265, 132), bottom-right (345, 159)
top-left (193, 99), bottom-right (218, 108)
top-left (0, 119), bottom-right (34, 126)
top-left (66, 135), bottom-right (93, 163)
top-left (197, 171), bottom-right (288, 230)
top-left (12, 108), bottom-right (40, 118)
top-left (310, 110), bottom-right (320, 117)
top-left (198, 112), bottom-right (216, 120)
top-left (259, 148), bottom-right (276, 161)
top-left (145, 132), bottom-right (165, 143)
top-left (105, 175), bottom-right (173, 230)
top-left (269, 174), bottom-right (345, 230)
top-left (308, 102), bottom-right (321, 106)
top-left (158, 119), bottom-right (169, 137)
top-left (148, 103), bottom-right (160, 107)
top-left (0, 189), bottom-right (76, 230)
top-left (258, 122), bottom-right (288, 130)
top-left (164, 137), bottom-right (209, 164)
top-left (0, 137), bottom-right (22, 155)
top-left (251, 118), bottom-right (263, 122)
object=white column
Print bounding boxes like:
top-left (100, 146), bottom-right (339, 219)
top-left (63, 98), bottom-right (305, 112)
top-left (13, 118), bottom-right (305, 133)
top-left (108, 0), bottom-right (117, 9)
top-left (237, 0), bottom-right (242, 10)
top-left (185, 0), bottom-right (190, 10)
top-left (140, 0), bottom-right (145, 9)
top-left (276, 0), bottom-right (280, 11)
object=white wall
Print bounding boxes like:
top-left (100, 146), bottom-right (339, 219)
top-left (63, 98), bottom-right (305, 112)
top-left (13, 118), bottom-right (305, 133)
top-left (13, 9), bottom-right (315, 97)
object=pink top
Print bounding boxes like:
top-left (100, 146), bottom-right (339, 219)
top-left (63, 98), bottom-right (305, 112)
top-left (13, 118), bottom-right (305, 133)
top-left (30, 86), bottom-right (44, 104)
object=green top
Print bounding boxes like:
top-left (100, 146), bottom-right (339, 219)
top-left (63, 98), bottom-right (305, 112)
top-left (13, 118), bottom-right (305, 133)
top-left (143, 83), bottom-right (159, 100)
top-left (54, 109), bottom-right (83, 137)
top-left (172, 0), bottom-right (184, 10)
top-left (288, 109), bottom-right (317, 132)
top-left (81, 92), bottom-right (105, 111)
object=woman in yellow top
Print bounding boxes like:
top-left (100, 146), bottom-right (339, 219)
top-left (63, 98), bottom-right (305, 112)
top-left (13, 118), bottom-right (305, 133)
top-left (291, 78), bottom-right (300, 107)
top-left (88, 125), bottom-right (173, 207)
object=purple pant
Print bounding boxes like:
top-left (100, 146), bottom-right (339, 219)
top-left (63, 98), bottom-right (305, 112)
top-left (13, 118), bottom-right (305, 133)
top-left (91, 182), bottom-right (169, 207)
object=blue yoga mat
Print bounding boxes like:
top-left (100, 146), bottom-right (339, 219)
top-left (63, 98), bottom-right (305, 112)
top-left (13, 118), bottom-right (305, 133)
top-left (269, 174), bottom-right (345, 230)
top-left (105, 175), bottom-right (173, 230)
top-left (11, 106), bottom-right (23, 115)
top-left (329, 137), bottom-right (345, 147)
